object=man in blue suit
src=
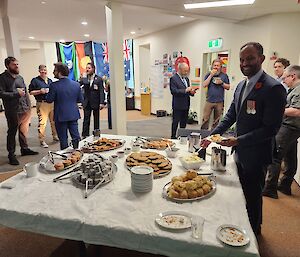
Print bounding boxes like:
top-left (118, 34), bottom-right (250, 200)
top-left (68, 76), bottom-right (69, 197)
top-left (202, 42), bottom-right (286, 236)
top-left (170, 62), bottom-right (197, 139)
top-left (46, 63), bottom-right (83, 150)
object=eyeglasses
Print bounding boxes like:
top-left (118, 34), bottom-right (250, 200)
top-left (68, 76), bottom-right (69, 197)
top-left (283, 74), bottom-right (294, 80)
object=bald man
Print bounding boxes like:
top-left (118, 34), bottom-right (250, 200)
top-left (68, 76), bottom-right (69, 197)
top-left (169, 63), bottom-right (196, 139)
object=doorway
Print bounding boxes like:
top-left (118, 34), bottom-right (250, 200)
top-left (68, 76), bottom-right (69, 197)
top-left (199, 50), bottom-right (230, 129)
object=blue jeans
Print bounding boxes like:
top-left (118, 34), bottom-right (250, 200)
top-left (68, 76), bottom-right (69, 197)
top-left (55, 120), bottom-right (80, 150)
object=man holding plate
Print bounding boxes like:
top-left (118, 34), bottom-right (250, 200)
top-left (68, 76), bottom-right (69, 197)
top-left (201, 59), bottom-right (230, 130)
top-left (201, 42), bottom-right (286, 236)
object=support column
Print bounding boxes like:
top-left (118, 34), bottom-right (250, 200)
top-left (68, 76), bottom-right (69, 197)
top-left (105, 2), bottom-right (127, 135)
top-left (0, 0), bottom-right (20, 60)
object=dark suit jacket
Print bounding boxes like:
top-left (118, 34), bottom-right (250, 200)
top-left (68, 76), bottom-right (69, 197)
top-left (46, 78), bottom-right (83, 122)
top-left (170, 73), bottom-right (192, 110)
top-left (80, 75), bottom-right (105, 109)
top-left (212, 71), bottom-right (286, 170)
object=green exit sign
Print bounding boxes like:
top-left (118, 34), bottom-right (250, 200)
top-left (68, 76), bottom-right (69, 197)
top-left (208, 38), bottom-right (223, 49)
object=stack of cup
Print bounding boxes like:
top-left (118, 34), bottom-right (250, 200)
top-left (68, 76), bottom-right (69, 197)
top-left (131, 166), bottom-right (153, 193)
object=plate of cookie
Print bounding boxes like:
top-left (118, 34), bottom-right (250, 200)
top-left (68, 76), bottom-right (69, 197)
top-left (81, 138), bottom-right (125, 153)
top-left (133, 137), bottom-right (175, 150)
top-left (125, 151), bottom-right (172, 178)
top-left (39, 149), bottom-right (83, 172)
top-left (162, 170), bottom-right (216, 202)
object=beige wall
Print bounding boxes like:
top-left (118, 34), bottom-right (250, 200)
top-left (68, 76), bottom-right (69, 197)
top-left (133, 12), bottom-right (300, 119)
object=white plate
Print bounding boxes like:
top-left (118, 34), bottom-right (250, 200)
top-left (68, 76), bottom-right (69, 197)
top-left (162, 176), bottom-right (216, 203)
top-left (155, 211), bottom-right (192, 230)
top-left (206, 135), bottom-right (227, 143)
top-left (39, 149), bottom-right (83, 173)
top-left (216, 224), bottom-right (250, 247)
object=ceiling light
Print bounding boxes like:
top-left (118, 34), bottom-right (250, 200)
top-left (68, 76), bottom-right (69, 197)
top-left (28, 36), bottom-right (35, 39)
top-left (180, 15), bottom-right (185, 18)
top-left (81, 21), bottom-right (88, 25)
top-left (84, 34), bottom-right (90, 37)
top-left (59, 39), bottom-right (65, 43)
top-left (184, 0), bottom-right (255, 9)
top-left (41, 1), bottom-right (46, 4)
top-left (130, 31), bottom-right (136, 35)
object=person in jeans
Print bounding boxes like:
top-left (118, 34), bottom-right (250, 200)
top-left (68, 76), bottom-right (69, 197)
top-left (263, 65), bottom-right (300, 198)
top-left (0, 57), bottom-right (38, 165)
top-left (201, 59), bottom-right (230, 130)
top-left (29, 65), bottom-right (59, 148)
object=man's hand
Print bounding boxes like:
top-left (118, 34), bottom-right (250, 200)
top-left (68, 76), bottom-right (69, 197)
top-left (200, 138), bottom-right (211, 148)
top-left (99, 104), bottom-right (105, 110)
top-left (17, 88), bottom-right (25, 97)
top-left (210, 69), bottom-right (218, 76)
top-left (219, 137), bottom-right (238, 147)
top-left (40, 88), bottom-right (47, 94)
top-left (185, 86), bottom-right (194, 93)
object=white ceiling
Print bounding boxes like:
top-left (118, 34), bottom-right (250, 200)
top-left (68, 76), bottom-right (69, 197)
top-left (0, 0), bottom-right (300, 42)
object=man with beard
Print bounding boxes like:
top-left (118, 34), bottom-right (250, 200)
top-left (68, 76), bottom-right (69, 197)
top-left (201, 42), bottom-right (286, 236)
top-left (79, 62), bottom-right (105, 138)
top-left (0, 57), bottom-right (39, 165)
top-left (201, 59), bottom-right (230, 130)
top-left (46, 63), bottom-right (83, 150)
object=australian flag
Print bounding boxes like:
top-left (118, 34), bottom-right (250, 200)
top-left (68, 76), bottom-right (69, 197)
top-left (93, 39), bottom-right (132, 81)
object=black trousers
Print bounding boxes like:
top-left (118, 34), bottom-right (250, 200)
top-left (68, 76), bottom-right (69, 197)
top-left (82, 104), bottom-right (100, 137)
top-left (236, 161), bottom-right (267, 235)
top-left (171, 109), bottom-right (188, 138)
top-left (107, 102), bottom-right (112, 129)
top-left (5, 110), bottom-right (31, 156)
top-left (265, 125), bottom-right (300, 190)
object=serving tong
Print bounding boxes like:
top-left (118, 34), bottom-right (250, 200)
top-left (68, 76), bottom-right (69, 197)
top-left (53, 166), bottom-right (81, 182)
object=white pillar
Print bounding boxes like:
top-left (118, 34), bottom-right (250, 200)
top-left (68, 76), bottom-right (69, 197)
top-left (105, 2), bottom-right (127, 135)
top-left (0, 0), bottom-right (20, 60)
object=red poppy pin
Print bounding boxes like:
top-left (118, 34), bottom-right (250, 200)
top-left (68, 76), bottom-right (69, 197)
top-left (255, 82), bottom-right (263, 90)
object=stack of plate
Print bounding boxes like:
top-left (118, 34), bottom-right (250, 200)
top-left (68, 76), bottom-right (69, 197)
top-left (131, 166), bottom-right (153, 193)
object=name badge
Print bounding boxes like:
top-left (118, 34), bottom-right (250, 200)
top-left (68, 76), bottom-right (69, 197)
top-left (246, 100), bottom-right (256, 114)
top-left (93, 84), bottom-right (98, 90)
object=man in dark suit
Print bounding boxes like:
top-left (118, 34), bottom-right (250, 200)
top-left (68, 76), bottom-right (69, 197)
top-left (170, 62), bottom-right (196, 139)
top-left (79, 63), bottom-right (105, 137)
top-left (201, 42), bottom-right (286, 236)
top-left (46, 63), bottom-right (83, 150)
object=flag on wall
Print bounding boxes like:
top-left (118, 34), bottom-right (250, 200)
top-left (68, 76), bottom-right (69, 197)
top-left (93, 42), bottom-right (110, 78)
top-left (58, 42), bottom-right (79, 81)
top-left (56, 40), bottom-right (134, 87)
top-left (75, 41), bottom-right (93, 76)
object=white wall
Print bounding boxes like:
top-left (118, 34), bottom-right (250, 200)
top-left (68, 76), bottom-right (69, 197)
top-left (133, 13), bottom-right (300, 119)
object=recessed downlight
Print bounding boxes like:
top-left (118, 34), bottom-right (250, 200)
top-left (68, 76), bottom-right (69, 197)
top-left (28, 36), bottom-right (35, 39)
top-left (84, 34), bottom-right (90, 37)
top-left (81, 21), bottom-right (88, 25)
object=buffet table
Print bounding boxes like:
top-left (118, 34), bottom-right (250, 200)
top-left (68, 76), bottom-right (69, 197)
top-left (0, 134), bottom-right (259, 257)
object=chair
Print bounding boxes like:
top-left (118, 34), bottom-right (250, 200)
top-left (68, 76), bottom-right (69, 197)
top-left (177, 128), bottom-right (211, 138)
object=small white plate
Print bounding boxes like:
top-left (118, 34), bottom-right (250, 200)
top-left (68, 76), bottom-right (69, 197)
top-left (216, 224), bottom-right (250, 247)
top-left (206, 135), bottom-right (227, 143)
top-left (155, 211), bottom-right (192, 230)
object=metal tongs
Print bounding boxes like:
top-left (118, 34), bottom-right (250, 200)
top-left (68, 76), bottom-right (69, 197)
top-left (48, 151), bottom-right (68, 164)
top-left (84, 177), bottom-right (105, 198)
top-left (53, 166), bottom-right (81, 182)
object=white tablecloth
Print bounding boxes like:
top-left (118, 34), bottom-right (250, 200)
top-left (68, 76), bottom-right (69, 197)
top-left (0, 134), bottom-right (259, 257)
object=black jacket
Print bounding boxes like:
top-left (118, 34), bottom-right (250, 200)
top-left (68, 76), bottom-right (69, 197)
top-left (80, 75), bottom-right (105, 109)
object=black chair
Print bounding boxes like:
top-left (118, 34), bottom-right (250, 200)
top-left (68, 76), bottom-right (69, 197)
top-left (177, 128), bottom-right (211, 138)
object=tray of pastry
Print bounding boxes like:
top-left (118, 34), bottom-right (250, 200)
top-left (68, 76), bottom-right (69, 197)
top-left (162, 170), bottom-right (216, 203)
top-left (39, 149), bottom-right (83, 172)
top-left (81, 137), bottom-right (125, 153)
top-left (126, 151), bottom-right (172, 178)
top-left (133, 137), bottom-right (175, 150)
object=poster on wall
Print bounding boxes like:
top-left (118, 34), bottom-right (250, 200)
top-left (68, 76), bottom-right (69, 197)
top-left (173, 51), bottom-right (179, 59)
top-left (150, 65), bottom-right (164, 98)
